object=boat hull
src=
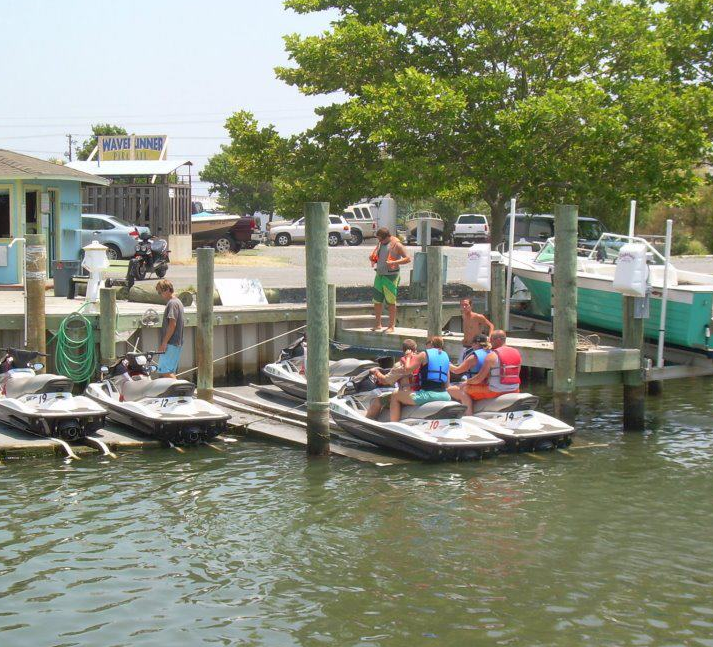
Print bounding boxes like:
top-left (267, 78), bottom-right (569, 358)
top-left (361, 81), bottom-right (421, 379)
top-left (516, 269), bottom-right (713, 350)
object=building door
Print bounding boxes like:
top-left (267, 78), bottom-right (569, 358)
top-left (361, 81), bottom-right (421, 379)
top-left (46, 190), bottom-right (58, 277)
top-left (25, 190), bottom-right (38, 235)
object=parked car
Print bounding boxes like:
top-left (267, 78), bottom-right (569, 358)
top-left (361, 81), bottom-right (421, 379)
top-left (81, 214), bottom-right (150, 260)
top-left (268, 215), bottom-right (351, 247)
top-left (342, 203), bottom-right (377, 246)
top-left (502, 213), bottom-right (605, 250)
top-left (191, 213), bottom-right (262, 252)
top-left (450, 213), bottom-right (489, 246)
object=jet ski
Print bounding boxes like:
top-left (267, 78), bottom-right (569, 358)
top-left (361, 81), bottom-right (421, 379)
top-left (84, 351), bottom-right (229, 445)
top-left (328, 373), bottom-right (505, 461)
top-left (0, 347), bottom-right (106, 441)
top-left (262, 335), bottom-right (380, 400)
top-left (468, 393), bottom-right (575, 451)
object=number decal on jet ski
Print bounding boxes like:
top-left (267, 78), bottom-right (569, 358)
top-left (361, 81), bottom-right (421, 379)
top-left (429, 420), bottom-right (440, 430)
top-left (160, 398), bottom-right (170, 408)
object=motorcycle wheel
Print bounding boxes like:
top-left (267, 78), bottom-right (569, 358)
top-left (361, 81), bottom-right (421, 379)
top-left (156, 265), bottom-right (168, 278)
top-left (134, 262), bottom-right (147, 281)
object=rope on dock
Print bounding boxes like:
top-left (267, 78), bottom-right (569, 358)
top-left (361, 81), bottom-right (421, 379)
top-left (175, 324), bottom-right (307, 378)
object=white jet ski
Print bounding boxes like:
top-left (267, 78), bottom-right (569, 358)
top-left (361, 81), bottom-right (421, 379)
top-left (84, 351), bottom-right (229, 445)
top-left (0, 347), bottom-right (106, 441)
top-left (329, 373), bottom-right (505, 461)
top-left (468, 393), bottom-right (575, 451)
top-left (262, 335), bottom-right (380, 400)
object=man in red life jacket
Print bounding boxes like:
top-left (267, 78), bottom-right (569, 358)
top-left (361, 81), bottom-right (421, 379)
top-left (370, 227), bottom-right (411, 333)
top-left (365, 339), bottom-right (420, 419)
top-left (461, 330), bottom-right (521, 411)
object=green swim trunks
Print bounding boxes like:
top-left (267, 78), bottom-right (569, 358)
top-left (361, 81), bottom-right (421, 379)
top-left (373, 274), bottom-right (400, 305)
top-left (411, 390), bottom-right (452, 406)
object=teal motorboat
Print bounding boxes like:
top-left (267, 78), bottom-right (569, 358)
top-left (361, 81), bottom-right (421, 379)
top-left (508, 234), bottom-right (713, 352)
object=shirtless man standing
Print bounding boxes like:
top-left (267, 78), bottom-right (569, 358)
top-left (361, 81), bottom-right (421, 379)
top-left (459, 298), bottom-right (494, 363)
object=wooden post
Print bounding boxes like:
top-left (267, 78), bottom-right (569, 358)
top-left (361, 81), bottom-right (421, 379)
top-left (196, 247), bottom-right (214, 401)
top-left (99, 287), bottom-right (116, 366)
top-left (305, 202), bottom-right (330, 456)
top-left (25, 234), bottom-right (46, 362)
top-left (488, 260), bottom-right (506, 330)
top-left (327, 283), bottom-right (336, 341)
top-left (622, 295), bottom-right (646, 430)
top-left (552, 204), bottom-right (578, 424)
top-left (427, 246), bottom-right (443, 338)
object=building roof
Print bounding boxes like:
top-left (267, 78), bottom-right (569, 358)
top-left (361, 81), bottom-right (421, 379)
top-left (66, 159), bottom-right (191, 177)
top-left (0, 149), bottom-right (110, 185)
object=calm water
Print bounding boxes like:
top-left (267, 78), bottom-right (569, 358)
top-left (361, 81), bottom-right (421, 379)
top-left (1, 380), bottom-right (712, 646)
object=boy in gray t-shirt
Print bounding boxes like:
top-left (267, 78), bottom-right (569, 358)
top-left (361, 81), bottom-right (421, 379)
top-left (156, 279), bottom-right (184, 377)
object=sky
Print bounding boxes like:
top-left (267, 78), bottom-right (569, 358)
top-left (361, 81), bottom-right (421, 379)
top-left (0, 0), bottom-right (337, 193)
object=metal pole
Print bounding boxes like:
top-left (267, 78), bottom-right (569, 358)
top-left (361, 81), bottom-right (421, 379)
top-left (25, 234), bottom-right (47, 363)
top-left (196, 247), bottom-right (215, 401)
top-left (628, 200), bottom-right (636, 238)
top-left (552, 205), bottom-right (578, 424)
top-left (427, 246), bottom-right (443, 338)
top-left (305, 202), bottom-right (330, 456)
top-left (504, 198), bottom-right (516, 331)
top-left (656, 219), bottom-right (673, 369)
top-left (327, 283), bottom-right (336, 341)
top-left (99, 287), bottom-right (117, 366)
top-left (623, 295), bottom-right (646, 430)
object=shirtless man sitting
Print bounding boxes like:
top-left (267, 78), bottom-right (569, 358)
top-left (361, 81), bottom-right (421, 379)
top-left (365, 339), bottom-right (420, 419)
top-left (460, 298), bottom-right (494, 363)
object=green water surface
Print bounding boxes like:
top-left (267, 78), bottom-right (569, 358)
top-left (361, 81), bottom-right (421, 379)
top-left (1, 380), bottom-right (712, 646)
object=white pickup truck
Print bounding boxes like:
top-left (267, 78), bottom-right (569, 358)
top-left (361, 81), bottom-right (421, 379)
top-left (450, 213), bottom-right (490, 246)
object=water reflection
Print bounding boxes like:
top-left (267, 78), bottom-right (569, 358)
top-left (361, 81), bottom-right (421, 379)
top-left (0, 379), bottom-right (711, 645)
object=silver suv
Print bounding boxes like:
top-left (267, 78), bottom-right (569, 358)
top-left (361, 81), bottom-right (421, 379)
top-left (269, 215), bottom-right (352, 247)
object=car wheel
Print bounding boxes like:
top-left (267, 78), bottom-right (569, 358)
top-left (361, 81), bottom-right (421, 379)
top-left (214, 236), bottom-right (236, 254)
top-left (275, 233), bottom-right (291, 247)
top-left (346, 229), bottom-right (363, 246)
top-left (328, 232), bottom-right (341, 247)
top-left (105, 244), bottom-right (121, 261)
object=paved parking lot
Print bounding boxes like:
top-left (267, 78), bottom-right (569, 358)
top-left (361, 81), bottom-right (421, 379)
top-left (104, 244), bottom-right (713, 292)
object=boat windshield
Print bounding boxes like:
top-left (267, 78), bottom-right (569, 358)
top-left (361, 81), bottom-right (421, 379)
top-left (534, 233), bottom-right (666, 265)
top-left (534, 240), bottom-right (555, 264)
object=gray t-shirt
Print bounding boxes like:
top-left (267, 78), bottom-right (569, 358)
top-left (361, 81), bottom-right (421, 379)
top-left (161, 296), bottom-right (184, 347)
top-left (376, 241), bottom-right (400, 277)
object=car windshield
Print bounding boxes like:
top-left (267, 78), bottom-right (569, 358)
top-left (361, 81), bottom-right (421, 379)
top-left (578, 220), bottom-right (604, 240)
top-left (106, 216), bottom-right (134, 228)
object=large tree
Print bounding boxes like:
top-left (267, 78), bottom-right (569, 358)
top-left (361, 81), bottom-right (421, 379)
top-left (76, 123), bottom-right (128, 161)
top-left (277, 0), bottom-right (713, 242)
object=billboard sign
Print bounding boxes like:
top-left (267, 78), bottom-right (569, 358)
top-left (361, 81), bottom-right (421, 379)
top-left (98, 135), bottom-right (167, 161)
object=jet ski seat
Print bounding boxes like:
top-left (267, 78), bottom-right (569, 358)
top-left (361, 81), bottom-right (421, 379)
top-left (378, 400), bottom-right (466, 422)
top-left (122, 378), bottom-right (195, 402)
top-left (5, 374), bottom-right (73, 399)
top-left (472, 392), bottom-right (539, 413)
top-left (328, 358), bottom-right (378, 377)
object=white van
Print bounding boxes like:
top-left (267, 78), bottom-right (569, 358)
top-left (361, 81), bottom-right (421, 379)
top-left (342, 203), bottom-right (377, 246)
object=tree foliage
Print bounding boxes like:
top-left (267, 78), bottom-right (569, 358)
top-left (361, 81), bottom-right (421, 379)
top-left (276, 0), bottom-right (713, 241)
top-left (76, 124), bottom-right (128, 161)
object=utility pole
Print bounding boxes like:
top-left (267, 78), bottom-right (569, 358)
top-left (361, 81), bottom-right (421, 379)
top-left (66, 134), bottom-right (73, 162)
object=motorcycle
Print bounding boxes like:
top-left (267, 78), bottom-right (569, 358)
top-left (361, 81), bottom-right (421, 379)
top-left (126, 231), bottom-right (170, 287)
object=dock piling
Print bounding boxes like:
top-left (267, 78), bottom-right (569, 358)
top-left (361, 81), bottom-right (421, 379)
top-left (305, 202), bottom-right (331, 456)
top-left (99, 287), bottom-right (116, 366)
top-left (196, 247), bottom-right (215, 401)
top-left (552, 205), bottom-right (578, 424)
top-left (488, 260), bottom-right (506, 330)
top-left (25, 234), bottom-right (47, 361)
top-left (622, 295), bottom-right (646, 429)
top-left (427, 246), bottom-right (443, 337)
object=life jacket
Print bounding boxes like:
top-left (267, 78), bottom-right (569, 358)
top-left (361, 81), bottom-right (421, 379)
top-left (462, 347), bottom-right (490, 379)
top-left (491, 346), bottom-right (521, 385)
top-left (405, 356), bottom-right (421, 391)
top-left (369, 240), bottom-right (401, 267)
top-left (420, 348), bottom-right (450, 391)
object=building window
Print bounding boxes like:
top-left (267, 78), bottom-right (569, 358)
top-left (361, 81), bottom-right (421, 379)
top-left (0, 192), bottom-right (9, 238)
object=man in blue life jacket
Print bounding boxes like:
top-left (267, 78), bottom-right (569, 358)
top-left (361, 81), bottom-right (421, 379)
top-left (447, 334), bottom-right (492, 415)
top-left (388, 335), bottom-right (451, 422)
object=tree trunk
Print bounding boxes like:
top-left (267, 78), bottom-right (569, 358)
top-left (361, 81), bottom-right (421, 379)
top-left (488, 199), bottom-right (508, 247)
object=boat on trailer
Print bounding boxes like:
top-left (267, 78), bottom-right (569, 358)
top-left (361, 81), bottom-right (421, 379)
top-left (405, 211), bottom-right (445, 242)
top-left (507, 233), bottom-right (713, 353)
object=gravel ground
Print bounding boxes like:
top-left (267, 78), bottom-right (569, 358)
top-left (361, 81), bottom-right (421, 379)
top-left (104, 244), bottom-right (713, 292)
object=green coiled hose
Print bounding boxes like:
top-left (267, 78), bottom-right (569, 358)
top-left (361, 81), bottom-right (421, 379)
top-left (52, 311), bottom-right (97, 384)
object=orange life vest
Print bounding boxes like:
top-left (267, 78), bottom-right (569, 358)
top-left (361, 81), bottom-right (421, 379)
top-left (370, 240), bottom-right (402, 267)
